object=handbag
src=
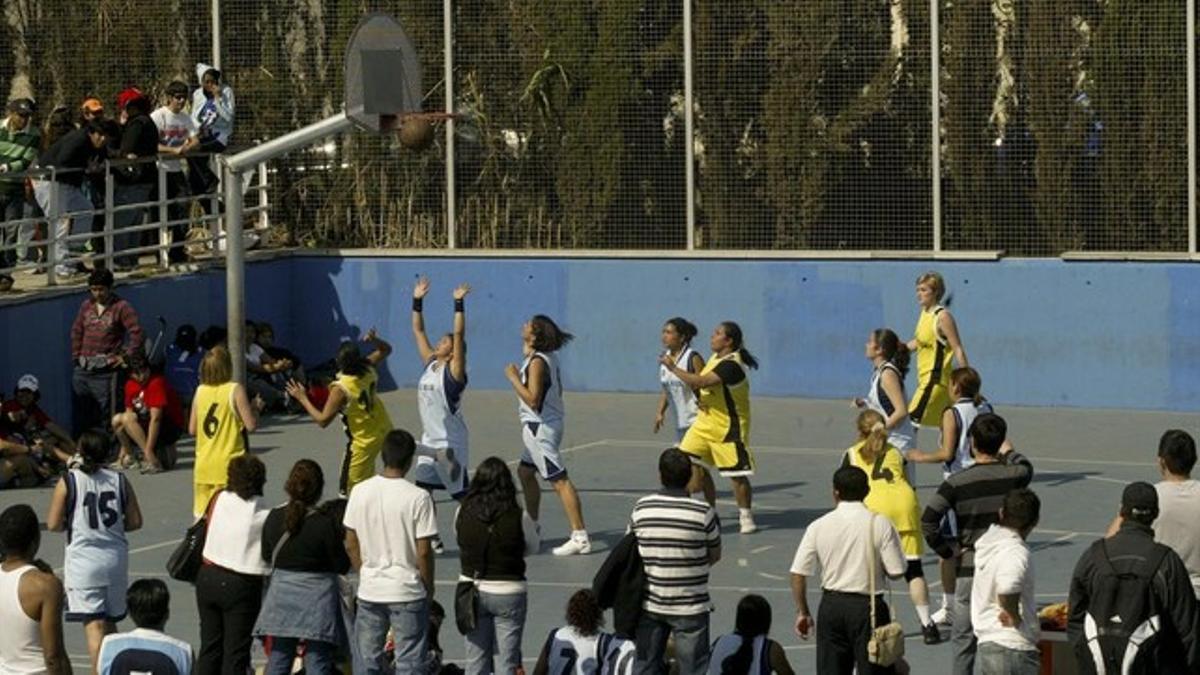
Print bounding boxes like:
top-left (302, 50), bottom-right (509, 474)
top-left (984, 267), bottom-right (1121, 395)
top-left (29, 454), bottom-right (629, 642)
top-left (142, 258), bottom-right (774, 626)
top-left (165, 492), bottom-right (219, 583)
top-left (455, 520), bottom-right (492, 635)
top-left (866, 513), bottom-right (906, 667)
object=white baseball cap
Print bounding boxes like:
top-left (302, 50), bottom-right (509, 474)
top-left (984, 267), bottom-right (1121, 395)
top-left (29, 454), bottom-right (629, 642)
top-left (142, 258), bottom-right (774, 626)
top-left (16, 374), bottom-right (38, 392)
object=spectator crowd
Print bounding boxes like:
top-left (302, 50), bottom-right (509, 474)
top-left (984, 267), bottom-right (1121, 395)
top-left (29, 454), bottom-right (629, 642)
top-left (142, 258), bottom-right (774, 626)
top-left (0, 270), bottom-right (1198, 675)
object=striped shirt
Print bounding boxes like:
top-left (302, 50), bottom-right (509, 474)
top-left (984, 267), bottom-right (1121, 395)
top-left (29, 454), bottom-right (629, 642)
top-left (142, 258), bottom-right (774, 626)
top-left (921, 451), bottom-right (1033, 576)
top-left (98, 627), bottom-right (192, 675)
top-left (70, 296), bottom-right (144, 361)
top-left (630, 490), bottom-right (720, 616)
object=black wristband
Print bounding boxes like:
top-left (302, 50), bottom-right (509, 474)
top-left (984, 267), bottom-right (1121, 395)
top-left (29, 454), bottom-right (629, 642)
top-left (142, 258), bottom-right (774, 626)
top-left (454, 298), bottom-right (465, 312)
top-left (412, 297), bottom-right (423, 312)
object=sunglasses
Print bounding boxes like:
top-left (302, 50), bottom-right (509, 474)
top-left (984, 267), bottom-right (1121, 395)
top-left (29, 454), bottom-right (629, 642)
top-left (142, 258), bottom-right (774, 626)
top-left (171, 94), bottom-right (188, 101)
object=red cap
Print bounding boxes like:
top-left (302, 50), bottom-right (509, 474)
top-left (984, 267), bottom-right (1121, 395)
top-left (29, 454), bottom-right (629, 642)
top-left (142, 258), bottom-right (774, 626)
top-left (116, 87), bottom-right (147, 111)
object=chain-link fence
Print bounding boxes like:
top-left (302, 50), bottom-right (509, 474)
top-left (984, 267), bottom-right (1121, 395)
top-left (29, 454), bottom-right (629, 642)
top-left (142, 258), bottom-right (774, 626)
top-left (1, 0), bottom-right (1196, 256)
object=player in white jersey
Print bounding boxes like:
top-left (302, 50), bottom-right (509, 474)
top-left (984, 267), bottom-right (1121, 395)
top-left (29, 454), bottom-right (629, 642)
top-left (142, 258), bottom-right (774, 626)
top-left (598, 636), bottom-right (635, 675)
top-left (534, 589), bottom-right (615, 675)
top-left (653, 317), bottom-right (705, 443)
top-left (505, 314), bottom-right (590, 556)
top-left (46, 430), bottom-right (143, 674)
top-left (707, 595), bottom-right (793, 675)
top-left (904, 366), bottom-right (992, 626)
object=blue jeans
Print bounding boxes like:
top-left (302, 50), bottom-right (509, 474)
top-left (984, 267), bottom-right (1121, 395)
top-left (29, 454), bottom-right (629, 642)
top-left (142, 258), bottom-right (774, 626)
top-left (952, 576), bottom-right (976, 675)
top-left (465, 590), bottom-right (527, 675)
top-left (356, 598), bottom-right (429, 674)
top-left (265, 637), bottom-right (337, 675)
top-left (977, 642), bottom-right (1039, 675)
top-left (634, 611), bottom-right (710, 675)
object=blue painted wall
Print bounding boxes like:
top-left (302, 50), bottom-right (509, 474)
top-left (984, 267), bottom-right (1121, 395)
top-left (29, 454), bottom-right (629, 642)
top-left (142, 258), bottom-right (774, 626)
top-left (3, 255), bottom-right (1197, 425)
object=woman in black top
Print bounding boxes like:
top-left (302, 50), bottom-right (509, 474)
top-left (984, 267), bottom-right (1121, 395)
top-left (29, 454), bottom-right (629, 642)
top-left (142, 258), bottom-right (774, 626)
top-left (457, 457), bottom-right (541, 675)
top-left (254, 460), bottom-right (350, 675)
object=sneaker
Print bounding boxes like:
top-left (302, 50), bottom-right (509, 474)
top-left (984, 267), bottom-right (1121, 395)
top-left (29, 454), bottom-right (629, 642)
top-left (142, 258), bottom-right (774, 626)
top-left (431, 536), bottom-right (445, 554)
top-left (438, 448), bottom-right (462, 484)
top-left (140, 463), bottom-right (163, 475)
top-left (552, 536), bottom-right (591, 557)
top-left (739, 512), bottom-right (758, 534)
top-left (922, 622), bottom-right (943, 645)
top-left (108, 456), bottom-right (134, 471)
top-left (931, 606), bottom-right (953, 626)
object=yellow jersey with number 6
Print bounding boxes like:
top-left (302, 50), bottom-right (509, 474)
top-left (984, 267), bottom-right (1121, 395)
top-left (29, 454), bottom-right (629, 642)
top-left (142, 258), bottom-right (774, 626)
top-left (335, 368), bottom-right (392, 451)
top-left (193, 381), bottom-right (247, 484)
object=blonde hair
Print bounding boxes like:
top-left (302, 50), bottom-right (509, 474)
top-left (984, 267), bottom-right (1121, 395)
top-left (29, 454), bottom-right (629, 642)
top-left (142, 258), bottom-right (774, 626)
top-left (916, 271), bottom-right (946, 301)
top-left (856, 409), bottom-right (890, 466)
top-left (199, 345), bottom-right (233, 386)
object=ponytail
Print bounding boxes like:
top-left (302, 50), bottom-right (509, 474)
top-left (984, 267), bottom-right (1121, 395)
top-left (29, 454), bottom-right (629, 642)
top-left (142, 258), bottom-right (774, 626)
top-left (665, 317), bottom-right (698, 345)
top-left (950, 367), bottom-right (983, 406)
top-left (873, 328), bottom-right (910, 378)
top-left (529, 315), bottom-right (574, 353)
top-left (76, 430), bottom-right (109, 474)
top-left (282, 459), bottom-right (324, 536)
top-left (856, 410), bottom-right (889, 466)
top-left (719, 321), bottom-right (759, 369)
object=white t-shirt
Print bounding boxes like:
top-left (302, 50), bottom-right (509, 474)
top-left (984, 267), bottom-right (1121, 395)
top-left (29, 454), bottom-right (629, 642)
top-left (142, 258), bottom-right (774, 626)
top-left (344, 475), bottom-right (438, 603)
top-left (1155, 479), bottom-right (1200, 599)
top-left (150, 107), bottom-right (198, 173)
top-left (246, 344), bottom-right (265, 368)
top-left (971, 524), bottom-right (1038, 651)
top-left (790, 501), bottom-right (906, 595)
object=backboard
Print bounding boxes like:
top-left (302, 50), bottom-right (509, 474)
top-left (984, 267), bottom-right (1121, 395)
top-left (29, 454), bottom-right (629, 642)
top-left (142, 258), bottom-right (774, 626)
top-left (345, 13), bottom-right (423, 133)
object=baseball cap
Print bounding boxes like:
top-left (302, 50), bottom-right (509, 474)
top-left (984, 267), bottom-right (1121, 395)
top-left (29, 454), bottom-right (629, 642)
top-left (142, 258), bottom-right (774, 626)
top-left (116, 87), bottom-right (148, 111)
top-left (7, 98), bottom-right (34, 116)
top-left (1121, 482), bottom-right (1159, 518)
top-left (81, 97), bottom-right (104, 113)
top-left (16, 374), bottom-right (38, 393)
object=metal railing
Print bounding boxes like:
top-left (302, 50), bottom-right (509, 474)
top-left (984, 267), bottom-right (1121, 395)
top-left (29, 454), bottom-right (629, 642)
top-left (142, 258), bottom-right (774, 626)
top-left (0, 152), bottom-right (270, 287)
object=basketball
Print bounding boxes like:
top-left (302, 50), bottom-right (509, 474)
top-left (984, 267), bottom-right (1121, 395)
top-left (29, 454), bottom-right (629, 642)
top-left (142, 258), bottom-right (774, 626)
top-left (398, 115), bottom-right (436, 151)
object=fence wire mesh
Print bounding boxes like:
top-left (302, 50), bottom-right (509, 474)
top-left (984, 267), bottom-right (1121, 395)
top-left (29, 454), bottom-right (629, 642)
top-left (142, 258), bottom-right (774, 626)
top-left (0, 0), bottom-right (1195, 255)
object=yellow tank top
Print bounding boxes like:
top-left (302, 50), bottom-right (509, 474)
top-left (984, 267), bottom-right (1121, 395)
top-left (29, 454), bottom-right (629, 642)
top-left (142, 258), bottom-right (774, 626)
top-left (692, 353), bottom-right (751, 442)
top-left (844, 441), bottom-right (921, 533)
top-left (334, 368), bottom-right (393, 450)
top-left (914, 306), bottom-right (953, 386)
top-left (193, 382), bottom-right (246, 484)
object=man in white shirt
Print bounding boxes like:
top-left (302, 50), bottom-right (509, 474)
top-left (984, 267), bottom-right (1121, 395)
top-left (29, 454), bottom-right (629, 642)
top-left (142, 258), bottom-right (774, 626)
top-left (971, 488), bottom-right (1041, 675)
top-left (149, 81), bottom-right (198, 264)
top-left (344, 429), bottom-right (438, 674)
top-left (1152, 430), bottom-right (1200, 600)
top-left (790, 466), bottom-right (907, 674)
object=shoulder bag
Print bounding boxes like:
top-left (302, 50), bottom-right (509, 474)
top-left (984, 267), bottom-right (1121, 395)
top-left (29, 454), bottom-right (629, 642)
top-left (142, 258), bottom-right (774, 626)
top-left (866, 513), bottom-right (906, 667)
top-left (166, 492), bottom-right (220, 583)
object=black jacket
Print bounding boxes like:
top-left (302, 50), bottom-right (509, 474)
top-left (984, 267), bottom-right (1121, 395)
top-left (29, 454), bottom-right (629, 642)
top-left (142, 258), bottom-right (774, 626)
top-left (592, 532), bottom-right (645, 638)
top-left (456, 505), bottom-right (527, 582)
top-left (36, 128), bottom-right (103, 187)
top-left (1068, 521), bottom-right (1198, 673)
top-left (113, 113), bottom-right (159, 185)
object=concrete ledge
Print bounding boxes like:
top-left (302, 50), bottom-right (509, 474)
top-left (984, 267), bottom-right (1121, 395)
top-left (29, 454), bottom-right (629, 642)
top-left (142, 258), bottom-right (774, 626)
top-left (292, 247), bottom-right (1006, 261)
top-left (1060, 251), bottom-right (1197, 262)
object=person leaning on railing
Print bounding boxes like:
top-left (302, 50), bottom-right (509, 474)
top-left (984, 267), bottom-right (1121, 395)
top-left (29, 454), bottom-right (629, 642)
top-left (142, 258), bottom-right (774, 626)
top-left (0, 97), bottom-right (41, 273)
top-left (110, 87), bottom-right (160, 271)
top-left (32, 117), bottom-right (115, 279)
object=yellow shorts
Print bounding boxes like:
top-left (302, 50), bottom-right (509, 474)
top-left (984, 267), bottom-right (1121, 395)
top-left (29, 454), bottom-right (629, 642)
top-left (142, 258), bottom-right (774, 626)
top-left (193, 482), bottom-right (225, 519)
top-left (909, 380), bottom-right (951, 428)
top-left (679, 428), bottom-right (755, 477)
top-left (340, 440), bottom-right (382, 496)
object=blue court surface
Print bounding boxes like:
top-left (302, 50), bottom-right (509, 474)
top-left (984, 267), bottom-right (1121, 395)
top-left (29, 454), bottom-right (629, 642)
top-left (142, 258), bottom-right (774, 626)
top-left (2, 389), bottom-right (1192, 673)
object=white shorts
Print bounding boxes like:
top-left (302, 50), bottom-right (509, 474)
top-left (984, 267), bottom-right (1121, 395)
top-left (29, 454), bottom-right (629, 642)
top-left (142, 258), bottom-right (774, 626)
top-left (66, 584), bottom-right (127, 623)
top-left (412, 444), bottom-right (469, 498)
top-left (519, 422), bottom-right (566, 481)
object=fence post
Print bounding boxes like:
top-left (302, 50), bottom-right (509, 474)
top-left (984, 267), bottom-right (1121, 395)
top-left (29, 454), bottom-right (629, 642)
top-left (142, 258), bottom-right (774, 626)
top-left (46, 175), bottom-right (59, 287)
top-left (684, 0), bottom-right (696, 251)
top-left (210, 160), bottom-right (222, 248)
top-left (104, 163), bottom-right (115, 270)
top-left (1189, 0), bottom-right (1197, 256)
top-left (444, 0), bottom-right (457, 249)
top-left (931, 0), bottom-right (942, 253)
top-left (258, 162), bottom-right (269, 231)
top-left (158, 161), bottom-right (170, 268)
top-left (211, 0), bottom-right (221, 69)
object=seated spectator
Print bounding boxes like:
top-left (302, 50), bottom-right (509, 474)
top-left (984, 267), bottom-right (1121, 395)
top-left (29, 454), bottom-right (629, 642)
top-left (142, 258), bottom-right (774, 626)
top-left (0, 433), bottom-right (42, 488)
top-left (533, 589), bottom-right (618, 675)
top-left (1, 374), bottom-right (76, 467)
top-left (198, 324), bottom-right (227, 351)
top-left (0, 504), bottom-right (71, 674)
top-left (112, 351), bottom-right (184, 473)
top-left (245, 321), bottom-right (293, 412)
top-left (254, 459), bottom-right (350, 675)
top-left (253, 321), bottom-right (304, 411)
top-left (707, 594), bottom-right (794, 675)
top-left (97, 578), bottom-right (193, 675)
top-left (164, 324), bottom-right (204, 410)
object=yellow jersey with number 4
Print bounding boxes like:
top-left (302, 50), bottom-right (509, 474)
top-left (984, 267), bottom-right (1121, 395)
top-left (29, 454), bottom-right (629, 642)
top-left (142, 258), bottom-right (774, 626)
top-left (335, 369), bottom-right (392, 450)
top-left (193, 381), bottom-right (247, 484)
top-left (690, 353), bottom-right (751, 443)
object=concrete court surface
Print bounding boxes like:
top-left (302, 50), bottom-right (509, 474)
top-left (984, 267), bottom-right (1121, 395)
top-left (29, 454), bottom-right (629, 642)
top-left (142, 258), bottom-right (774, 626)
top-left (2, 388), bottom-right (1195, 673)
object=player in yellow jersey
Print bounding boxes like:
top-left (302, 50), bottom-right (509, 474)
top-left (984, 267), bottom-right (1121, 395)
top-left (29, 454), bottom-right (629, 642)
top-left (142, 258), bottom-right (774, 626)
top-left (841, 409), bottom-right (942, 645)
top-left (188, 345), bottom-right (257, 517)
top-left (286, 330), bottom-right (393, 496)
top-left (907, 271), bottom-right (968, 428)
top-left (660, 320), bottom-right (759, 534)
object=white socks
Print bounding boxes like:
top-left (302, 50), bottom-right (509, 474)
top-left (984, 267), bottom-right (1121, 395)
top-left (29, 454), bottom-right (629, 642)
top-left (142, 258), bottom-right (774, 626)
top-left (915, 604), bottom-right (932, 626)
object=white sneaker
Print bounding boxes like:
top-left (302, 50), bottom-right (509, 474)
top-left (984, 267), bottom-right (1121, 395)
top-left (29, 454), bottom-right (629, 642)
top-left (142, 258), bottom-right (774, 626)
top-left (739, 512), bottom-right (758, 534)
top-left (552, 536), bottom-right (592, 556)
top-left (931, 606), bottom-right (953, 626)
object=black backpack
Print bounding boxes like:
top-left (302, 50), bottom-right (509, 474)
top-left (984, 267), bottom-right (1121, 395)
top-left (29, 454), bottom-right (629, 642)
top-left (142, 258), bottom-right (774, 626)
top-left (1076, 540), bottom-right (1171, 674)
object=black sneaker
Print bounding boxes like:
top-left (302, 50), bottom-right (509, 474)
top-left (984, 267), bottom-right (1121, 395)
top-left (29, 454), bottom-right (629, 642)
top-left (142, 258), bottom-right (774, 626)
top-left (922, 622), bottom-right (943, 645)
